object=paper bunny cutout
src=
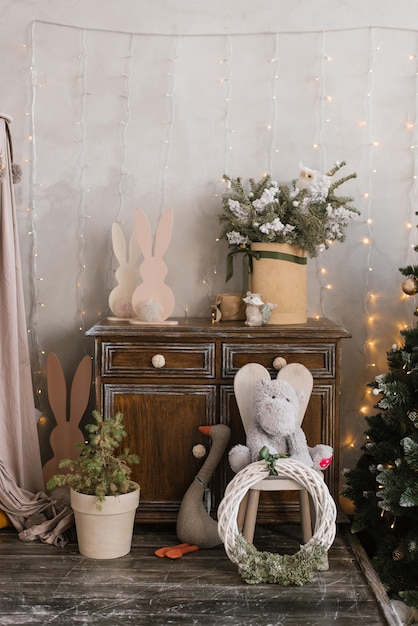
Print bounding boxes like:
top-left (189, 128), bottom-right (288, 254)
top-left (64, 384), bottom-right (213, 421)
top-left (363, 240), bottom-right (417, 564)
top-left (43, 353), bottom-right (92, 487)
top-left (131, 208), bottom-right (175, 322)
top-left (108, 223), bottom-right (140, 318)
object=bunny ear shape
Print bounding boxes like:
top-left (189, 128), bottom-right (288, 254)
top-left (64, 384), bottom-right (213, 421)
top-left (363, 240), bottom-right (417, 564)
top-left (128, 231), bottom-right (140, 264)
top-left (112, 222), bottom-right (127, 265)
top-left (136, 209), bottom-right (153, 258)
top-left (69, 355), bottom-right (92, 426)
top-left (154, 208), bottom-right (173, 258)
top-left (47, 353), bottom-right (67, 424)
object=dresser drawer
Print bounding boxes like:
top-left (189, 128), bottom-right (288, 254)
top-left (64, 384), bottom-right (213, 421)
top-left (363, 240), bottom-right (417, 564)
top-left (222, 342), bottom-right (335, 378)
top-left (101, 341), bottom-right (215, 378)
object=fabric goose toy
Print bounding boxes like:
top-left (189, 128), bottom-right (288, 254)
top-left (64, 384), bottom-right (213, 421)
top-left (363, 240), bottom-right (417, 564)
top-left (155, 423), bottom-right (231, 559)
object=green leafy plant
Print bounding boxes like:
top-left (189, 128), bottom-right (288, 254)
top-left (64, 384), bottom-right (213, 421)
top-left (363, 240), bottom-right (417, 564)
top-left (220, 161), bottom-right (358, 260)
top-left (47, 410), bottom-right (139, 509)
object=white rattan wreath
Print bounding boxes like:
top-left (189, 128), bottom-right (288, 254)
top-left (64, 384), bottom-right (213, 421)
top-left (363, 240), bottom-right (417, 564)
top-left (217, 457), bottom-right (337, 584)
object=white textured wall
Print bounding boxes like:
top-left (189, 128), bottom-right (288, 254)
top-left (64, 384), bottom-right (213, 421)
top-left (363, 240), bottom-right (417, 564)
top-left (3, 0), bottom-right (418, 504)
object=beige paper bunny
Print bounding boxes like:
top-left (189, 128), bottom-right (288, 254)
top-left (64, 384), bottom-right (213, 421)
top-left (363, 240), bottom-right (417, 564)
top-left (131, 208), bottom-right (175, 322)
top-left (108, 223), bottom-right (140, 318)
top-left (43, 353), bottom-right (92, 487)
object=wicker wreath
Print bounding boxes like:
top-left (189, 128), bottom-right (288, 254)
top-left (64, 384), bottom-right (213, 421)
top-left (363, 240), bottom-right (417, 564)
top-left (217, 457), bottom-right (337, 585)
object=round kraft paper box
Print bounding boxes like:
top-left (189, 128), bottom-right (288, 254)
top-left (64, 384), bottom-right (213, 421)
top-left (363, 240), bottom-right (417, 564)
top-left (250, 242), bottom-right (307, 324)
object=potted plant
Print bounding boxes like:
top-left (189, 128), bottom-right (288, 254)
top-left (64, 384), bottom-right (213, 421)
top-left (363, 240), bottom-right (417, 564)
top-left (47, 410), bottom-right (140, 559)
top-left (219, 161), bottom-right (358, 324)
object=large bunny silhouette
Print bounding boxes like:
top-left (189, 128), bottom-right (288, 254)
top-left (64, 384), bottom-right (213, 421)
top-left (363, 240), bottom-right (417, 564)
top-left (108, 223), bottom-right (140, 319)
top-left (131, 208), bottom-right (175, 323)
top-left (43, 353), bottom-right (92, 487)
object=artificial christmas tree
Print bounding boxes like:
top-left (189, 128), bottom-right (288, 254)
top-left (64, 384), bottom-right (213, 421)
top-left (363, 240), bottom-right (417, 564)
top-left (343, 259), bottom-right (418, 611)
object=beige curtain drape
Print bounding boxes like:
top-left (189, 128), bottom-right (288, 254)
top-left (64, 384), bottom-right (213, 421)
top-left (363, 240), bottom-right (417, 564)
top-left (0, 114), bottom-right (73, 545)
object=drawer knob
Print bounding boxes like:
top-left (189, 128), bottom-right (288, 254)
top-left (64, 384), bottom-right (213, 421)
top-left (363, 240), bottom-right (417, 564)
top-left (152, 354), bottom-right (166, 368)
top-left (273, 356), bottom-right (287, 370)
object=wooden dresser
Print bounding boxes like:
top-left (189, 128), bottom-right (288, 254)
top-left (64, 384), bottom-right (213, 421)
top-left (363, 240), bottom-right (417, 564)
top-left (86, 317), bottom-right (350, 523)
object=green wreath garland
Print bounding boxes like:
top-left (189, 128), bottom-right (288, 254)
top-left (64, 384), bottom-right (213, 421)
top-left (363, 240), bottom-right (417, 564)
top-left (232, 534), bottom-right (327, 585)
top-left (217, 457), bottom-right (337, 585)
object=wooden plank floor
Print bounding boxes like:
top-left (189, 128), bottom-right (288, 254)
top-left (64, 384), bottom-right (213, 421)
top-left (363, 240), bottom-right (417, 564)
top-left (0, 523), bottom-right (399, 625)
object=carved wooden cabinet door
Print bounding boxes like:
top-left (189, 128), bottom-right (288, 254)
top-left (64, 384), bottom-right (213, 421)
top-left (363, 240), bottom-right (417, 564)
top-left (104, 382), bottom-right (216, 522)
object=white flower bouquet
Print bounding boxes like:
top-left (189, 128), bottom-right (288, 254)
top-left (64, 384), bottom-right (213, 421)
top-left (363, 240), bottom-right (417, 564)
top-left (220, 161), bottom-right (358, 269)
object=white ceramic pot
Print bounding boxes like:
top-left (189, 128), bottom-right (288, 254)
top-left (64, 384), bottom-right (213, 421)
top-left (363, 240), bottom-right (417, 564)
top-left (70, 486), bottom-right (140, 559)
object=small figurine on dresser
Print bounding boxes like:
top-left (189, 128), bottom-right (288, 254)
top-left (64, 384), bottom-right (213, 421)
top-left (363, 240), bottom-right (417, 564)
top-left (243, 291), bottom-right (276, 326)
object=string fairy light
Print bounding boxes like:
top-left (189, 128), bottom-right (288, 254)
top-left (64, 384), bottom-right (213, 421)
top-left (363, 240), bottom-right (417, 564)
top-left (115, 32), bottom-right (134, 226)
top-left (221, 34), bottom-right (233, 175)
top-left (400, 33), bottom-right (418, 326)
top-left (359, 28), bottom-right (377, 371)
top-left (75, 27), bottom-right (89, 338)
top-left (202, 35), bottom-right (234, 306)
top-left (28, 20), bottom-right (44, 407)
top-left (314, 30), bottom-right (330, 319)
top-left (267, 33), bottom-right (280, 175)
top-left (158, 34), bottom-right (180, 221)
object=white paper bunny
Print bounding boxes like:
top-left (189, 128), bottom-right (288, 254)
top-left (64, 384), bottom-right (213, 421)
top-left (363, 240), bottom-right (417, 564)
top-left (108, 222), bottom-right (140, 318)
top-left (131, 208), bottom-right (175, 323)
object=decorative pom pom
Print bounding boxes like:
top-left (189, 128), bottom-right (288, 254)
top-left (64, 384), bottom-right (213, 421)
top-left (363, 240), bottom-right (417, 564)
top-left (192, 444), bottom-right (206, 459)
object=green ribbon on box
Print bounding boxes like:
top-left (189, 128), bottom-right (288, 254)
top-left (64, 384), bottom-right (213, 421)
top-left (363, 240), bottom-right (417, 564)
top-left (226, 247), bottom-right (307, 294)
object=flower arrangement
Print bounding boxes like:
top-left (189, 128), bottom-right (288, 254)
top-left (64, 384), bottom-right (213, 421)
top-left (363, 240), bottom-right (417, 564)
top-left (220, 161), bottom-right (358, 260)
